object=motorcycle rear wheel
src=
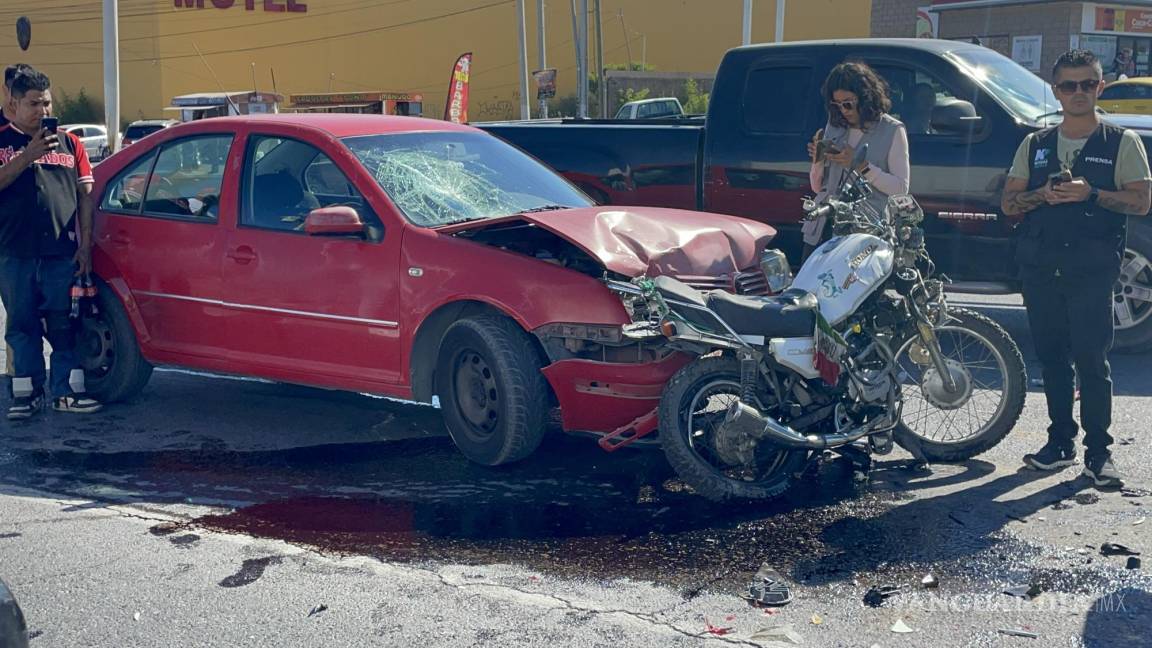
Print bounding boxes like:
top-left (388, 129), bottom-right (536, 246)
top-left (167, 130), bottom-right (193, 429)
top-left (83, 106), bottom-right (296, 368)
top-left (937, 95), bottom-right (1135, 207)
top-left (892, 308), bottom-right (1026, 462)
top-left (658, 355), bottom-right (808, 502)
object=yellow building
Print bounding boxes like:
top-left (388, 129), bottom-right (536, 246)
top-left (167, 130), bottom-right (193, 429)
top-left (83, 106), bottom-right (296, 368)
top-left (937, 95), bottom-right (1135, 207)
top-left (0, 0), bottom-right (871, 124)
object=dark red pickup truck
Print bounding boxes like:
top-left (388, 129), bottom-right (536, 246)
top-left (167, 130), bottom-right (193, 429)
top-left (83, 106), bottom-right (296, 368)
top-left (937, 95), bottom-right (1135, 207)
top-left (480, 38), bottom-right (1152, 352)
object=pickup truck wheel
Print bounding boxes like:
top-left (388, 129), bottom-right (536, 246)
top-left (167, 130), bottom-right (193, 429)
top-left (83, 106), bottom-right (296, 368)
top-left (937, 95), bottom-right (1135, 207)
top-left (1114, 228), bottom-right (1152, 353)
top-left (435, 316), bottom-right (549, 466)
top-left (80, 281), bottom-right (153, 402)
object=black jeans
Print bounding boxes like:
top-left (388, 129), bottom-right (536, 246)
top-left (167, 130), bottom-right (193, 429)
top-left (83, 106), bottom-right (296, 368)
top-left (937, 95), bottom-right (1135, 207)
top-left (1021, 265), bottom-right (1118, 459)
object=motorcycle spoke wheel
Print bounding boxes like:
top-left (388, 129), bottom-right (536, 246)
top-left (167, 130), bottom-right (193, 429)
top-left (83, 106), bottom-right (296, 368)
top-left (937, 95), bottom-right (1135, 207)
top-left (684, 380), bottom-right (788, 483)
top-left (896, 325), bottom-right (1010, 445)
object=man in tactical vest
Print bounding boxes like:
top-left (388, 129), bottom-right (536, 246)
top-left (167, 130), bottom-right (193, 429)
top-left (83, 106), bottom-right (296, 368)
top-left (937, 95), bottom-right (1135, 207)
top-left (1002, 49), bottom-right (1150, 488)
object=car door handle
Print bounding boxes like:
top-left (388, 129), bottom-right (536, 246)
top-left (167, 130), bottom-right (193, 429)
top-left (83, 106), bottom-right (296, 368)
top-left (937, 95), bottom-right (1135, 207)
top-left (227, 246), bottom-right (257, 265)
top-left (109, 232), bottom-right (131, 246)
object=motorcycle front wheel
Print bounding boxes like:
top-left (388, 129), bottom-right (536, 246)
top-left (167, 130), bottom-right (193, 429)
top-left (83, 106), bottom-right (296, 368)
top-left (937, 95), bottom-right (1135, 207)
top-left (892, 308), bottom-right (1027, 462)
top-left (658, 355), bottom-right (808, 502)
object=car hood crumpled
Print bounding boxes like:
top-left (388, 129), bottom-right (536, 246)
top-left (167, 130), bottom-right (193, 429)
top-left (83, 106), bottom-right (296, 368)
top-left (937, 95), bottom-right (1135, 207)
top-left (441, 206), bottom-right (776, 277)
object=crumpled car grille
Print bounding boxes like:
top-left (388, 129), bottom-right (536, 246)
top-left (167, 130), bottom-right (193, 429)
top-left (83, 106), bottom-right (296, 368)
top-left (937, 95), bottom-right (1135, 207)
top-left (676, 269), bottom-right (769, 296)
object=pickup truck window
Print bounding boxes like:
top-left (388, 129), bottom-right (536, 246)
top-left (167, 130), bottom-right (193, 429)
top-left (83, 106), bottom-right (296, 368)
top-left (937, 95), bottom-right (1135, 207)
top-left (743, 66), bottom-right (811, 134)
top-left (874, 65), bottom-right (960, 136)
top-left (948, 48), bottom-right (1058, 123)
top-left (343, 131), bottom-right (592, 227)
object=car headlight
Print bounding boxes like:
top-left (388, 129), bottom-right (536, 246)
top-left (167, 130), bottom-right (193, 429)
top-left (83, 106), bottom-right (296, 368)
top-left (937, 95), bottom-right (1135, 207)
top-left (759, 249), bottom-right (793, 294)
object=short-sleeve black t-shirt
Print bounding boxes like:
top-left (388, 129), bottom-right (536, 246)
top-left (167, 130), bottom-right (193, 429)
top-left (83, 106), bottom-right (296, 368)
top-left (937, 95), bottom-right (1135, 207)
top-left (0, 123), bottom-right (93, 258)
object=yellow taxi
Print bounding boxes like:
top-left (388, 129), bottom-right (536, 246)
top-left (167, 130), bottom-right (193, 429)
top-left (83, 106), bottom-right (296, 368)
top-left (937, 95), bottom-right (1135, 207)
top-left (1099, 77), bottom-right (1152, 114)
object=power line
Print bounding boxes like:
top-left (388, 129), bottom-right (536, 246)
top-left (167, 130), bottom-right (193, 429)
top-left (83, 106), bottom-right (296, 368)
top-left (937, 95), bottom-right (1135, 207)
top-left (20, 0), bottom-right (515, 65)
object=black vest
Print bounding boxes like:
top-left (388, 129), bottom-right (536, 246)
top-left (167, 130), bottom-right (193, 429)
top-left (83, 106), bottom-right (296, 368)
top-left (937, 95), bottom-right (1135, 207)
top-left (1017, 123), bottom-right (1128, 272)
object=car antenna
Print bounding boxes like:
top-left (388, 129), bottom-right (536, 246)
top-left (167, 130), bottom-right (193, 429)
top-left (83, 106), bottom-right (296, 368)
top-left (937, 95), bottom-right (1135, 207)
top-left (192, 42), bottom-right (241, 116)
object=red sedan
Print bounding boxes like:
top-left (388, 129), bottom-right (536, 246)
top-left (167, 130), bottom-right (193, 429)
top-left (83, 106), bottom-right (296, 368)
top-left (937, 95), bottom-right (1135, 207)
top-left (86, 114), bottom-right (775, 465)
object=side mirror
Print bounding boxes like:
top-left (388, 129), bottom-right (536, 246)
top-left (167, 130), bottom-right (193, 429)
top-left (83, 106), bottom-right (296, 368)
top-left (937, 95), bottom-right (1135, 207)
top-left (303, 206), bottom-right (365, 236)
top-left (930, 98), bottom-right (984, 135)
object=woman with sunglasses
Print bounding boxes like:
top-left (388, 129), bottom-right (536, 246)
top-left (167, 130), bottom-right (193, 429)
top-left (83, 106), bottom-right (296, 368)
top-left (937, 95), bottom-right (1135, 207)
top-left (804, 61), bottom-right (910, 256)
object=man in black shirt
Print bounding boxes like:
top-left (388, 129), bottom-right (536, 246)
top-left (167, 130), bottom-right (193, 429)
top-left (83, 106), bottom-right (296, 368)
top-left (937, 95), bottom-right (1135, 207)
top-left (0, 66), bottom-right (101, 419)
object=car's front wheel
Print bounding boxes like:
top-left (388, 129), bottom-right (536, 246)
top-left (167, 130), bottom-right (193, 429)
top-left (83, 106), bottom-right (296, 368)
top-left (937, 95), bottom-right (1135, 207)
top-left (1113, 225), bottom-right (1152, 353)
top-left (435, 316), bottom-right (549, 466)
top-left (80, 280), bottom-right (153, 402)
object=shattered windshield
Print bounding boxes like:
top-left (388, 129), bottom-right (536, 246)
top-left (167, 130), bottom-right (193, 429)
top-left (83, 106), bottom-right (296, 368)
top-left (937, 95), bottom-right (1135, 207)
top-left (342, 131), bottom-right (592, 227)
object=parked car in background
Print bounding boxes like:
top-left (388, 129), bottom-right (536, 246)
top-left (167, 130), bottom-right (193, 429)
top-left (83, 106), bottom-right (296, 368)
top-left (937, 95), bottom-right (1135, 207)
top-left (614, 97), bottom-right (685, 119)
top-left (1100, 77), bottom-right (1152, 115)
top-left (87, 114), bottom-right (775, 467)
top-left (121, 119), bottom-right (179, 147)
top-left (60, 123), bottom-right (108, 160)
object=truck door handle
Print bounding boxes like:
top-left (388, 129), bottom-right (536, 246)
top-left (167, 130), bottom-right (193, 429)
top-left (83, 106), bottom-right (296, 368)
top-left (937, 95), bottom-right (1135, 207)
top-left (227, 246), bottom-right (257, 265)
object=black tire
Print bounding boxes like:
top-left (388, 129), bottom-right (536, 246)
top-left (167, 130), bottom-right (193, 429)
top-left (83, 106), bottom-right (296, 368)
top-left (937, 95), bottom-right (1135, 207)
top-left (658, 355), bottom-right (807, 502)
top-left (1113, 224), bottom-right (1152, 353)
top-left (435, 316), bottom-right (549, 466)
top-left (80, 280), bottom-right (153, 403)
top-left (893, 308), bottom-right (1026, 462)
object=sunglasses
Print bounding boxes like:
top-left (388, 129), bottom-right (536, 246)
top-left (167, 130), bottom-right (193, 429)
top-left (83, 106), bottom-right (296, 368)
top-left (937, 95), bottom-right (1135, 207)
top-left (1054, 79), bottom-right (1102, 94)
top-left (829, 99), bottom-right (857, 112)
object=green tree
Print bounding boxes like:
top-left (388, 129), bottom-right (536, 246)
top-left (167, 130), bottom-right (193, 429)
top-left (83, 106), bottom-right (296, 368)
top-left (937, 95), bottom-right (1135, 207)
top-left (55, 87), bottom-right (105, 124)
top-left (682, 78), bottom-right (709, 114)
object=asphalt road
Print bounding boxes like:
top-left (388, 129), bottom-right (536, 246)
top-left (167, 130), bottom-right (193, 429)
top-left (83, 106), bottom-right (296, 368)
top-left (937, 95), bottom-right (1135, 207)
top-left (0, 293), bottom-right (1150, 647)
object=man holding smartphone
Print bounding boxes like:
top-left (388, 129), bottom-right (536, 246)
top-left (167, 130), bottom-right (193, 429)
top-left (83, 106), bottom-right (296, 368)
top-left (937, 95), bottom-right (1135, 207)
top-left (0, 65), bottom-right (101, 419)
top-left (1001, 49), bottom-right (1151, 488)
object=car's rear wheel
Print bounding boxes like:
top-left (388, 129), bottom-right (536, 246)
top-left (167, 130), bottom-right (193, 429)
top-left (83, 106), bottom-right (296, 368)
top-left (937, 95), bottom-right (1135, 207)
top-left (80, 280), bottom-right (153, 402)
top-left (435, 316), bottom-right (549, 466)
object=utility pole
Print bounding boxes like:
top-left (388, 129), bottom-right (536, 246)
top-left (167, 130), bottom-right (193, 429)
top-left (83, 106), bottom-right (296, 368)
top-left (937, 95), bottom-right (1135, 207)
top-left (594, 0), bottom-right (605, 119)
top-left (573, 0), bottom-right (588, 118)
top-left (776, 0), bottom-right (786, 43)
top-left (618, 8), bottom-right (632, 71)
top-left (516, 0), bottom-right (531, 119)
top-left (102, 0), bottom-right (120, 153)
top-left (537, 0), bottom-right (548, 118)
top-left (743, 0), bottom-right (752, 46)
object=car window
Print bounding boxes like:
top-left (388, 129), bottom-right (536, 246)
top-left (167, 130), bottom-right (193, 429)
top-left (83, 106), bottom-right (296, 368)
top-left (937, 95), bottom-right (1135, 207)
top-left (636, 102), bottom-right (653, 118)
top-left (743, 66), bottom-right (811, 133)
top-left (614, 105), bottom-right (629, 119)
top-left (874, 65), bottom-right (964, 136)
top-left (140, 135), bottom-right (232, 220)
top-left (242, 135), bottom-right (381, 236)
top-left (1101, 84), bottom-right (1150, 100)
top-left (100, 149), bottom-right (159, 214)
top-left (126, 124), bottom-right (163, 140)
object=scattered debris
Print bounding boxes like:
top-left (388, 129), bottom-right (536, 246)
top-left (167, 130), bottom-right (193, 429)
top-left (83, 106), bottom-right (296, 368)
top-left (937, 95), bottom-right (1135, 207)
top-left (724, 615), bottom-right (735, 622)
top-left (1126, 557), bottom-right (1142, 570)
top-left (1076, 548), bottom-right (1090, 555)
top-left (810, 613), bottom-right (823, 625)
top-left (27, 630), bottom-right (42, 640)
top-left (1118, 437), bottom-right (1135, 446)
top-left (1003, 584), bottom-right (1043, 600)
top-left (998, 628), bottom-right (1039, 639)
top-left (750, 625), bottom-right (803, 645)
top-left (864, 585), bottom-right (903, 607)
top-left (307, 604), bottom-right (328, 617)
top-left (741, 563), bottom-right (794, 607)
top-left (1037, 516), bottom-right (1047, 522)
top-left (890, 619), bottom-right (915, 634)
top-left (132, 612), bottom-right (140, 622)
top-left (1074, 493), bottom-right (1101, 506)
top-left (947, 512), bottom-right (967, 526)
top-left (1051, 501), bottom-right (1073, 510)
top-left (1121, 488), bottom-right (1151, 498)
top-left (1006, 512), bottom-right (1029, 523)
top-left (704, 619), bottom-right (733, 636)
top-left (1100, 543), bottom-right (1141, 557)
top-left (1134, 517), bottom-right (1146, 526)
top-left (920, 573), bottom-right (939, 589)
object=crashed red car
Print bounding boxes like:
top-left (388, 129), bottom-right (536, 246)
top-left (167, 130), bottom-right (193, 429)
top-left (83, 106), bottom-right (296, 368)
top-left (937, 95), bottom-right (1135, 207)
top-left (86, 114), bottom-right (775, 465)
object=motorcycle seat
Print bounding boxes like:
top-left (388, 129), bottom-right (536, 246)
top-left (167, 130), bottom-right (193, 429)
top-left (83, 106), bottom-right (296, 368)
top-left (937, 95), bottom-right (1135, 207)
top-left (704, 288), bottom-right (818, 338)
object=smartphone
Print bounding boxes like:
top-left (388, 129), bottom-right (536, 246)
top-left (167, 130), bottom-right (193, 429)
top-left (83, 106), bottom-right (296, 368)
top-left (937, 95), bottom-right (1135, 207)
top-left (815, 139), bottom-right (841, 162)
top-left (40, 117), bottom-right (58, 134)
top-left (1048, 170), bottom-right (1071, 187)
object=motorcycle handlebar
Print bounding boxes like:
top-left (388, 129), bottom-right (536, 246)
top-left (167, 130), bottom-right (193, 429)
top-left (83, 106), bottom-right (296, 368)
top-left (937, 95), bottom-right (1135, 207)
top-left (807, 203), bottom-right (835, 222)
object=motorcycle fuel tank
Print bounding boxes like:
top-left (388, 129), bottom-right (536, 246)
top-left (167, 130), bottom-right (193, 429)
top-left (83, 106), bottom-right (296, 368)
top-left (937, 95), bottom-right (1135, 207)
top-left (791, 233), bottom-right (894, 326)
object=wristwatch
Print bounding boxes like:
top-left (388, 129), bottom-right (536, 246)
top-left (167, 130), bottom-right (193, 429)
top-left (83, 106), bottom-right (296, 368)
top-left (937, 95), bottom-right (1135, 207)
top-left (1088, 187), bottom-right (1100, 205)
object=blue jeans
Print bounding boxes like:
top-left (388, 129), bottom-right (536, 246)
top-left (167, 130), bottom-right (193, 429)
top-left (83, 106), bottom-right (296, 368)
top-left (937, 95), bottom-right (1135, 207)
top-left (0, 255), bottom-right (79, 398)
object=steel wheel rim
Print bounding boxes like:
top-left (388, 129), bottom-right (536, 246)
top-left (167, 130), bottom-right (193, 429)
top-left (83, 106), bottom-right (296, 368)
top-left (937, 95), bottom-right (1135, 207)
top-left (1114, 247), bottom-right (1152, 331)
top-left (895, 324), bottom-right (1010, 445)
top-left (452, 349), bottom-right (500, 441)
top-left (78, 317), bottom-right (115, 379)
top-left (683, 378), bottom-right (789, 483)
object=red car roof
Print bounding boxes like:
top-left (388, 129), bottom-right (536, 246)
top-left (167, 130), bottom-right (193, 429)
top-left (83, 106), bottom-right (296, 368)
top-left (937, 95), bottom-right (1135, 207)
top-left (168, 114), bottom-right (479, 138)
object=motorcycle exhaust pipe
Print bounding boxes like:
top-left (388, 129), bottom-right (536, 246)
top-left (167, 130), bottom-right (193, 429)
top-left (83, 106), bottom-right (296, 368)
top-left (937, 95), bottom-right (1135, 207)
top-left (721, 400), bottom-right (872, 450)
